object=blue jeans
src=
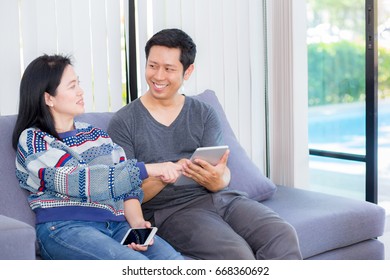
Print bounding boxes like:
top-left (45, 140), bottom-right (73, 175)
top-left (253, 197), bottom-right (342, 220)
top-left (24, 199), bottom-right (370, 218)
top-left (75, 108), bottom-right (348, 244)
top-left (36, 220), bottom-right (184, 260)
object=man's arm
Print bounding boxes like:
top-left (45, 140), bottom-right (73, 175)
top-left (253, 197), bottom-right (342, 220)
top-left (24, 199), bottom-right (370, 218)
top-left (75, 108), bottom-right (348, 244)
top-left (141, 162), bottom-right (182, 202)
top-left (141, 177), bottom-right (167, 202)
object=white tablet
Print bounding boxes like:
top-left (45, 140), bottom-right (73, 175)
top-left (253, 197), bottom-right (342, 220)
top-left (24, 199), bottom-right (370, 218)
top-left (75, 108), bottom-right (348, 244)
top-left (174, 145), bottom-right (229, 186)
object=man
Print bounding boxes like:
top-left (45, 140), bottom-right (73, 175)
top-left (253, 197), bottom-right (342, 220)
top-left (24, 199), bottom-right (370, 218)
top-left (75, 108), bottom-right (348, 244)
top-left (107, 28), bottom-right (302, 260)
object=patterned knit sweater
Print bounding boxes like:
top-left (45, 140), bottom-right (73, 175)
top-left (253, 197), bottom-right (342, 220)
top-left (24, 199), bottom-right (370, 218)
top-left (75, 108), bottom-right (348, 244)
top-left (15, 121), bottom-right (146, 224)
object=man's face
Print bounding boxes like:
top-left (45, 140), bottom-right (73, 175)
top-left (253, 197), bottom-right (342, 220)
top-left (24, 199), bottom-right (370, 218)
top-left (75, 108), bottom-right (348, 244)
top-left (145, 45), bottom-right (192, 100)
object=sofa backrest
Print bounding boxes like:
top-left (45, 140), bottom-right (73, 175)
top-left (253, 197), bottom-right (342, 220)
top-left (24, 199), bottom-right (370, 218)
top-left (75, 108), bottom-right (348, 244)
top-left (0, 115), bottom-right (34, 226)
top-left (0, 89), bottom-right (276, 228)
top-left (75, 112), bottom-right (115, 131)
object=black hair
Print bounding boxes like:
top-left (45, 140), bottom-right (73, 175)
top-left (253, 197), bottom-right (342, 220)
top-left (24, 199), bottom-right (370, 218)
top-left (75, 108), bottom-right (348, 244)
top-left (12, 54), bottom-right (72, 149)
top-left (145, 28), bottom-right (197, 73)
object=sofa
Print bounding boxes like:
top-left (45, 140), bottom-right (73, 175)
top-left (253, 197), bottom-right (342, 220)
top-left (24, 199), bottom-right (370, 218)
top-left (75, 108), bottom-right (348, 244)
top-left (0, 89), bottom-right (385, 260)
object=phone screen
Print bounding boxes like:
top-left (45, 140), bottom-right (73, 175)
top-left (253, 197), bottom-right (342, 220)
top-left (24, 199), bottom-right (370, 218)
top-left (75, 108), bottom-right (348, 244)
top-left (121, 228), bottom-right (157, 246)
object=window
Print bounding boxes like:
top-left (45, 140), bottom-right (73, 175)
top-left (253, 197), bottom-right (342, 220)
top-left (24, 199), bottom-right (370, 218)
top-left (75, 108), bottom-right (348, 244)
top-left (307, 0), bottom-right (390, 205)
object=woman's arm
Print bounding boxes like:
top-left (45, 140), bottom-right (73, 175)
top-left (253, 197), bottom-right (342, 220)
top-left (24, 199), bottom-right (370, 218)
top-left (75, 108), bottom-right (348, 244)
top-left (16, 128), bottom-right (143, 202)
top-left (123, 198), bottom-right (150, 228)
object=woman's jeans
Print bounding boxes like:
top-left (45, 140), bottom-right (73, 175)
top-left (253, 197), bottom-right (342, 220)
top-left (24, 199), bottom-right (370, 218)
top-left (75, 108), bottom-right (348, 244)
top-left (36, 220), bottom-right (183, 260)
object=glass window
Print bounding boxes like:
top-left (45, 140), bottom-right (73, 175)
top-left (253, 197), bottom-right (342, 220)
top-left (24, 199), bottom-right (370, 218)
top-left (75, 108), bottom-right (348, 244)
top-left (307, 0), bottom-right (390, 204)
top-left (309, 155), bottom-right (365, 200)
top-left (307, 0), bottom-right (366, 198)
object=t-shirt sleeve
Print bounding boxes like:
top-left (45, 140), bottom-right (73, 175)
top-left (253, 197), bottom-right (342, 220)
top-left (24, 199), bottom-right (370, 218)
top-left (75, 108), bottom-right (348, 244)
top-left (201, 105), bottom-right (224, 147)
top-left (107, 111), bottom-right (136, 159)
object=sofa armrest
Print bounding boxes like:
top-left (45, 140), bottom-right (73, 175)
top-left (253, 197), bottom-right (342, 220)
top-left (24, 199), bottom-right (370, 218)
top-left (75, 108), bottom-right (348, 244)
top-left (0, 215), bottom-right (36, 260)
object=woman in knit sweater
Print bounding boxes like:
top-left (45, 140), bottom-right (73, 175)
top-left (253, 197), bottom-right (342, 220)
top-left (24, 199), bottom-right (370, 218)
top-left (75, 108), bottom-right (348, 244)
top-left (12, 54), bottom-right (184, 260)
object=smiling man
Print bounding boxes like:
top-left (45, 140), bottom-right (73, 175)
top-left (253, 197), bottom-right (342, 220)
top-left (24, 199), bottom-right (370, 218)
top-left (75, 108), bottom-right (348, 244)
top-left (107, 28), bottom-right (302, 260)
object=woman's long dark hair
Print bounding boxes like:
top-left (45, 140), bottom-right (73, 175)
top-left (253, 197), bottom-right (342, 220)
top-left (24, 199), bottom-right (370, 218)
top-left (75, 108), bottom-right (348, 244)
top-left (12, 54), bottom-right (72, 150)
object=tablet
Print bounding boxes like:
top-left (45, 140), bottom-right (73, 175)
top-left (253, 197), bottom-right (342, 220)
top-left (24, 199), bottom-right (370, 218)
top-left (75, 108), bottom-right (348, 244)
top-left (174, 145), bottom-right (229, 186)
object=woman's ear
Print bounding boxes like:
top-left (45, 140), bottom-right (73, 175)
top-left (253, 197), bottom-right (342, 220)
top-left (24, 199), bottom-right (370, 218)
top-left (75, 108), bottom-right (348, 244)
top-left (183, 64), bottom-right (194, 80)
top-left (44, 92), bottom-right (54, 107)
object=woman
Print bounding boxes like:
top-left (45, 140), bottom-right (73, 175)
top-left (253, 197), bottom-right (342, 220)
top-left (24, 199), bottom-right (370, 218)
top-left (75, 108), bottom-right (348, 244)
top-left (12, 54), bottom-right (184, 260)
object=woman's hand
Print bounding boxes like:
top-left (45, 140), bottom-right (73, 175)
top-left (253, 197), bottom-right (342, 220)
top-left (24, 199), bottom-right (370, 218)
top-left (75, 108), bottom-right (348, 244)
top-left (130, 219), bottom-right (152, 229)
top-left (126, 220), bottom-right (154, 251)
top-left (145, 162), bottom-right (182, 183)
top-left (127, 238), bottom-right (155, 251)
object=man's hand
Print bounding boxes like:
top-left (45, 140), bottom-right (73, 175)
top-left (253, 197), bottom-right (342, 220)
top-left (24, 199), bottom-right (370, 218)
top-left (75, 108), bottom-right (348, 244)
top-left (180, 150), bottom-right (230, 192)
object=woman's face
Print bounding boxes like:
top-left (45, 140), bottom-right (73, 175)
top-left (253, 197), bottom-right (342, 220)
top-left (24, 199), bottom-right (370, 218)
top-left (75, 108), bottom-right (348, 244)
top-left (45, 65), bottom-right (85, 123)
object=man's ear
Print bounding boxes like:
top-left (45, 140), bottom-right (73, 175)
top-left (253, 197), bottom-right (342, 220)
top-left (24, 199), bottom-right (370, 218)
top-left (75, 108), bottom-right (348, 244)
top-left (183, 64), bottom-right (194, 80)
top-left (44, 92), bottom-right (54, 107)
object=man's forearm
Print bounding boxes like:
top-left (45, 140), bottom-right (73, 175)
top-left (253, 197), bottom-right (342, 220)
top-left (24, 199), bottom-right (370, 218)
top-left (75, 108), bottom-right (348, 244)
top-left (141, 177), bottom-right (166, 202)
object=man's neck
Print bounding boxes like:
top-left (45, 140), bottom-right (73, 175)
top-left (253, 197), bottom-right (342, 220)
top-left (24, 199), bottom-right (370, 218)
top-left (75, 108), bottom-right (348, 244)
top-left (142, 91), bottom-right (184, 108)
top-left (140, 93), bottom-right (185, 127)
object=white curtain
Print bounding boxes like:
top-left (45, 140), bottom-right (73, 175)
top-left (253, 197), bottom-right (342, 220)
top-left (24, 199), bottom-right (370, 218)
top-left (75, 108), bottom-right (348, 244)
top-left (0, 0), bottom-right (125, 115)
top-left (266, 0), bottom-right (309, 187)
top-left (0, 0), bottom-right (308, 185)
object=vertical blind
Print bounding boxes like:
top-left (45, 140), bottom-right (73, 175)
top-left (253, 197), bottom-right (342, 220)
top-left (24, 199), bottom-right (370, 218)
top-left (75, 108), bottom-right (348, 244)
top-left (134, 0), bottom-right (268, 172)
top-left (0, 0), bottom-right (126, 115)
top-left (0, 0), bottom-right (308, 184)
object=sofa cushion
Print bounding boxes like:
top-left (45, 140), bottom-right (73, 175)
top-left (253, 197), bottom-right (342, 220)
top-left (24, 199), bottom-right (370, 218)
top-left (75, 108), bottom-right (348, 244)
top-left (306, 239), bottom-right (384, 260)
top-left (0, 215), bottom-right (36, 260)
top-left (193, 90), bottom-right (276, 201)
top-left (262, 185), bottom-right (386, 259)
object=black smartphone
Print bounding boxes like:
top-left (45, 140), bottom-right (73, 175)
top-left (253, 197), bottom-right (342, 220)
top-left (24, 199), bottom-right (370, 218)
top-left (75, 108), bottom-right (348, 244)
top-left (120, 227), bottom-right (158, 246)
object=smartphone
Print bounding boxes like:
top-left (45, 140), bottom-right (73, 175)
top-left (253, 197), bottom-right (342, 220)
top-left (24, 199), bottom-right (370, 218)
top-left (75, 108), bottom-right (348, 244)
top-left (120, 227), bottom-right (158, 246)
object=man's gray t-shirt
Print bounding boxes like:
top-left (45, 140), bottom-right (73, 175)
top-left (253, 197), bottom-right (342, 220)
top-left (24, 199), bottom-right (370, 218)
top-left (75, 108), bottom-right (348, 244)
top-left (107, 96), bottom-right (224, 220)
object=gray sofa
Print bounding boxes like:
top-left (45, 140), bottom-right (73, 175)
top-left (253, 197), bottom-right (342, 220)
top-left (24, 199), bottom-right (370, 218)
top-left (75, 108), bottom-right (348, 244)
top-left (0, 90), bottom-right (385, 260)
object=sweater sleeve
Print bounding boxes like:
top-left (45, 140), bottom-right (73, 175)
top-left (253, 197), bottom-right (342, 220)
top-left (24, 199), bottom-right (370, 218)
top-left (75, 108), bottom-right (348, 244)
top-left (16, 128), bottom-right (144, 203)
